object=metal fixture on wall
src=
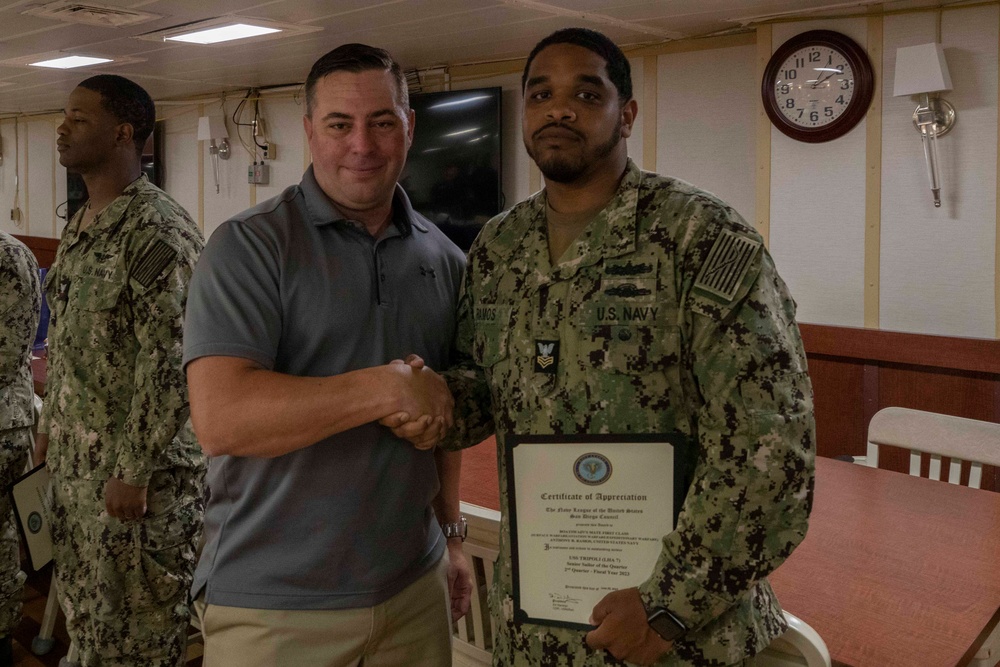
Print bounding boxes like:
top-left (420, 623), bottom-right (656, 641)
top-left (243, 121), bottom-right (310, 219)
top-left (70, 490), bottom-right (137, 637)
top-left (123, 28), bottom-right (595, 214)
top-left (197, 115), bottom-right (230, 194)
top-left (893, 43), bottom-right (955, 208)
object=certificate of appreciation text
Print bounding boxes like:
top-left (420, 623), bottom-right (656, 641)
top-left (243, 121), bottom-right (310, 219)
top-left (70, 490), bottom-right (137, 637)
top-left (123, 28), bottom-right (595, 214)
top-left (506, 434), bottom-right (691, 629)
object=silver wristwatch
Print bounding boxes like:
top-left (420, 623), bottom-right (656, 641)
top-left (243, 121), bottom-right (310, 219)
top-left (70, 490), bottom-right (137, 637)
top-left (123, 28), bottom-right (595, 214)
top-left (441, 515), bottom-right (468, 541)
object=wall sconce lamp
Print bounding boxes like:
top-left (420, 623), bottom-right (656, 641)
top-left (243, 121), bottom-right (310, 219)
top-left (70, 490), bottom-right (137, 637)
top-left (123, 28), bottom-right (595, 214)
top-left (197, 115), bottom-right (230, 194)
top-left (893, 43), bottom-right (955, 208)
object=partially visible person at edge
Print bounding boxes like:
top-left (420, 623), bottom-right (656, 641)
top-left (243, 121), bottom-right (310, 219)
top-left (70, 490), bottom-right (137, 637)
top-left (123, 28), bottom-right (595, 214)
top-left (183, 43), bottom-right (471, 666)
top-left (35, 74), bottom-right (206, 666)
top-left (387, 27), bottom-right (816, 667)
top-left (0, 231), bottom-right (40, 667)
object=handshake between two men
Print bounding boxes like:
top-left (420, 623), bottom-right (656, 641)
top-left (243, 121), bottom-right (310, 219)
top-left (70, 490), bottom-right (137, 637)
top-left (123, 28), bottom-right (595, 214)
top-left (379, 354), bottom-right (454, 451)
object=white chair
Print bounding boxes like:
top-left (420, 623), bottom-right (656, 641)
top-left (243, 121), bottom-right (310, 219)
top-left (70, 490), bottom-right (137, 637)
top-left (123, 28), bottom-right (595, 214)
top-left (864, 407), bottom-right (1000, 666)
top-left (753, 612), bottom-right (831, 667)
top-left (865, 407), bottom-right (1000, 488)
top-left (452, 502), bottom-right (501, 667)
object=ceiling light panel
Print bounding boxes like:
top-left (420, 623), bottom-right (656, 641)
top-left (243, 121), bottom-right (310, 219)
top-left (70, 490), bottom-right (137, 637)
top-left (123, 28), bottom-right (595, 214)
top-left (165, 24), bottom-right (281, 45)
top-left (30, 55), bottom-right (112, 69)
top-left (137, 16), bottom-right (321, 46)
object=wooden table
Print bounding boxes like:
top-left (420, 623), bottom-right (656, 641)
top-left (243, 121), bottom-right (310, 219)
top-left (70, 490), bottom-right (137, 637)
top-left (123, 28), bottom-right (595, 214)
top-left (31, 349), bottom-right (47, 397)
top-left (769, 457), bottom-right (1000, 667)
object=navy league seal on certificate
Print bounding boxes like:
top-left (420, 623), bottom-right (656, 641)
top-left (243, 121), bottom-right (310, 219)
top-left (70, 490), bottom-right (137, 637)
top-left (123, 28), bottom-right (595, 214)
top-left (506, 434), bottom-right (693, 629)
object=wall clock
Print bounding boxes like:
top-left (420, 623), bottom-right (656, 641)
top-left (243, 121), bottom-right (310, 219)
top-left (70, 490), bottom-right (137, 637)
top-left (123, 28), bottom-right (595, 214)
top-left (762, 30), bottom-right (875, 143)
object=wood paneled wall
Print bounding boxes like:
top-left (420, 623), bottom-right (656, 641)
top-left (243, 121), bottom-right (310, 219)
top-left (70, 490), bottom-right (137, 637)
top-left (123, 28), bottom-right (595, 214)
top-left (13, 234), bottom-right (59, 269)
top-left (801, 323), bottom-right (1000, 492)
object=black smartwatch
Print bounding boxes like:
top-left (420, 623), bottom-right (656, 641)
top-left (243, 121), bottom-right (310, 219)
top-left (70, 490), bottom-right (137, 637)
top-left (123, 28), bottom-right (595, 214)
top-left (647, 607), bottom-right (687, 642)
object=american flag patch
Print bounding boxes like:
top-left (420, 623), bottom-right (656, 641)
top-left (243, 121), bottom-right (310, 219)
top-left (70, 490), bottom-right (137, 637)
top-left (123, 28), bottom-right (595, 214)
top-left (694, 230), bottom-right (760, 302)
top-left (132, 239), bottom-right (176, 288)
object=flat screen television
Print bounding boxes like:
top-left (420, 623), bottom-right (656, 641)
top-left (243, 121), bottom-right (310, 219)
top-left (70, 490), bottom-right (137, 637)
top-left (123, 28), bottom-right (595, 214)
top-left (401, 87), bottom-right (502, 251)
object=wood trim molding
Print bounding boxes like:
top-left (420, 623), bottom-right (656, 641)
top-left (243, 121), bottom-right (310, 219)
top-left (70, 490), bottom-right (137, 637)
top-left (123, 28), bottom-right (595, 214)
top-left (800, 323), bottom-right (1000, 375)
top-left (755, 24), bottom-right (773, 246)
top-left (865, 16), bottom-right (883, 329)
top-left (627, 32), bottom-right (755, 57)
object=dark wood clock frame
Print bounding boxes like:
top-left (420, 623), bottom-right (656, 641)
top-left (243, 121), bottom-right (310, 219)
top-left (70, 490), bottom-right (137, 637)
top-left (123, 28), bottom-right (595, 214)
top-left (762, 29), bottom-right (875, 143)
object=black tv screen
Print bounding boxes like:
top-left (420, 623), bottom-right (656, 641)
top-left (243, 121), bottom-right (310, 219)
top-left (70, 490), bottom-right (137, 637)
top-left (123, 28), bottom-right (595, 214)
top-left (401, 87), bottom-right (502, 251)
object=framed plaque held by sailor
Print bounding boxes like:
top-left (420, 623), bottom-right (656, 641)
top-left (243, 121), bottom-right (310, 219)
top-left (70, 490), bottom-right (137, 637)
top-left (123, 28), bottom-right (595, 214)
top-left (9, 462), bottom-right (53, 571)
top-left (505, 433), bottom-right (693, 629)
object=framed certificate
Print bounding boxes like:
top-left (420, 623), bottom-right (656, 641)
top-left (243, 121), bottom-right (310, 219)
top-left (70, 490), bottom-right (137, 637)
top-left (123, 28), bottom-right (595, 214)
top-left (8, 463), bottom-right (53, 571)
top-left (505, 433), bottom-right (693, 629)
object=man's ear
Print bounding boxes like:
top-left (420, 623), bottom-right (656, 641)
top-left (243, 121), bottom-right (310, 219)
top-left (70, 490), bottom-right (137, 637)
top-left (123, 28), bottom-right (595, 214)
top-left (620, 99), bottom-right (638, 139)
top-left (117, 122), bottom-right (135, 148)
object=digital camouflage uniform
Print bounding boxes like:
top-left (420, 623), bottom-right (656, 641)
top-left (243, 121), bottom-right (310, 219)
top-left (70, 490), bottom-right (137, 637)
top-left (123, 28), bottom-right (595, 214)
top-left (39, 175), bottom-right (206, 667)
top-left (0, 232), bottom-right (40, 637)
top-left (443, 160), bottom-right (815, 667)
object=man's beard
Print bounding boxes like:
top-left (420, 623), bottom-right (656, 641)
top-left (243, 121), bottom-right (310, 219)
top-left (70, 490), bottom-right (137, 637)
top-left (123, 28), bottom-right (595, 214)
top-left (526, 117), bottom-right (622, 184)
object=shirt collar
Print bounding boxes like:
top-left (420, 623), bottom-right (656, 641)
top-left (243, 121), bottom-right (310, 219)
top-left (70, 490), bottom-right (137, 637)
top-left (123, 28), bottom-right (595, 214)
top-left (490, 158), bottom-right (642, 270)
top-left (300, 164), bottom-right (428, 235)
top-left (64, 173), bottom-right (148, 241)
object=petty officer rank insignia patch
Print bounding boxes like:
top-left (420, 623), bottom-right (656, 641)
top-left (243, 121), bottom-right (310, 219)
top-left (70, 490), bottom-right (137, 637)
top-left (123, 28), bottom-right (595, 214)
top-left (694, 229), bottom-right (761, 302)
top-left (534, 339), bottom-right (559, 374)
top-left (132, 239), bottom-right (177, 289)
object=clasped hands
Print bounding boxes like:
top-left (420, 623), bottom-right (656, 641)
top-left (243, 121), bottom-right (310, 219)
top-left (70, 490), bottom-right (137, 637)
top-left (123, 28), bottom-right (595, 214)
top-left (379, 355), bottom-right (454, 450)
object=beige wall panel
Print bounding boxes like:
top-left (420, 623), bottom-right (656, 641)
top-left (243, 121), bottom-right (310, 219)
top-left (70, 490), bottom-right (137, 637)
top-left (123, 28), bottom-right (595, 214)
top-left (162, 108), bottom-right (201, 231)
top-left (0, 119), bottom-right (23, 237)
top-left (657, 45), bottom-right (757, 224)
top-left (769, 18), bottom-right (869, 327)
top-left (627, 57), bottom-right (645, 169)
top-left (254, 96), bottom-right (308, 204)
top-left (25, 119), bottom-right (55, 239)
top-left (202, 101), bottom-right (254, 239)
top-left (880, 7), bottom-right (998, 338)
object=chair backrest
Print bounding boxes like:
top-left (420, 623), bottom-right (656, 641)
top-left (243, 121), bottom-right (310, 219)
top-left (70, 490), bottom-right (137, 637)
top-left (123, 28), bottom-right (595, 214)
top-left (453, 502), bottom-right (501, 667)
top-left (754, 611), bottom-right (832, 667)
top-left (866, 407), bottom-right (1000, 489)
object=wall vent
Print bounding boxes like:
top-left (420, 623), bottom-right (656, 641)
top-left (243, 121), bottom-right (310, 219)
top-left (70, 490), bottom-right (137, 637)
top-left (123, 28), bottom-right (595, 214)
top-left (23, 2), bottom-right (161, 28)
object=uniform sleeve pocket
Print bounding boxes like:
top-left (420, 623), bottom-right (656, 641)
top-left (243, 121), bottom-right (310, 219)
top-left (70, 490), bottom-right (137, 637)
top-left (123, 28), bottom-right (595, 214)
top-left (740, 371), bottom-right (813, 417)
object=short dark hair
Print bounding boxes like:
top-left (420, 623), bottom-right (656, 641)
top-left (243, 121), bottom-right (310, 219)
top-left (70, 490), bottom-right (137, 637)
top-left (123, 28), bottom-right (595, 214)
top-left (305, 43), bottom-right (409, 116)
top-left (77, 75), bottom-right (155, 153)
top-left (522, 28), bottom-right (632, 102)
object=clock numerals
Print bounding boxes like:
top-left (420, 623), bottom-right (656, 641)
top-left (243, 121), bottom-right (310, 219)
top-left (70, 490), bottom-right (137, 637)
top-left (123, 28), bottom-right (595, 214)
top-left (763, 30), bottom-right (874, 142)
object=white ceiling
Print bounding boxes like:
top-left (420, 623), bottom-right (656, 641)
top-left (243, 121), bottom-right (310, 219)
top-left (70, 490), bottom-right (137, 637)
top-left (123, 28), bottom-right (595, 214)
top-left (0, 0), bottom-right (931, 114)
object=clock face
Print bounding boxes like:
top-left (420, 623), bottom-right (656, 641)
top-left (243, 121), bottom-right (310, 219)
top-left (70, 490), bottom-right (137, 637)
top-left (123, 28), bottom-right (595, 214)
top-left (761, 30), bottom-right (874, 143)
top-left (773, 46), bottom-right (855, 128)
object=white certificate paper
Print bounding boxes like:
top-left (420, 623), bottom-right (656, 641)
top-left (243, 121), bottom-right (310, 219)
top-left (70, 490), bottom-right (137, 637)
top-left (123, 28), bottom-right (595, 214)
top-left (9, 463), bottom-right (53, 571)
top-left (506, 434), bottom-right (691, 629)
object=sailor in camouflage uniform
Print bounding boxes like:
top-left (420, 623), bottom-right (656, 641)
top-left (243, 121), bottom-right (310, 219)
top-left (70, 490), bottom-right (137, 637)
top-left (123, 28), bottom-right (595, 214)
top-left (400, 29), bottom-right (815, 666)
top-left (36, 75), bottom-right (205, 667)
top-left (0, 231), bottom-right (40, 664)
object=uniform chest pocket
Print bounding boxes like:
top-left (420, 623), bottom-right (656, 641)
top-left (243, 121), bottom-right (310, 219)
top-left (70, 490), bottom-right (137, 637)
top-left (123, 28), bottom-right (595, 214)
top-left (75, 276), bottom-right (123, 311)
top-left (577, 298), bottom-right (679, 374)
top-left (473, 324), bottom-right (510, 368)
top-left (471, 303), bottom-right (512, 368)
top-left (583, 324), bottom-right (681, 374)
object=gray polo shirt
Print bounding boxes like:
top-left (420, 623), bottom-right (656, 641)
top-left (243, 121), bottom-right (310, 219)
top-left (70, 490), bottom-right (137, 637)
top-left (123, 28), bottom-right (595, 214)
top-left (183, 166), bottom-right (465, 609)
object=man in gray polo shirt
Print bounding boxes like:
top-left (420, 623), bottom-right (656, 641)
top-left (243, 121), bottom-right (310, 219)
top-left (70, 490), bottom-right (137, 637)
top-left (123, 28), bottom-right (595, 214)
top-left (184, 43), bottom-right (470, 666)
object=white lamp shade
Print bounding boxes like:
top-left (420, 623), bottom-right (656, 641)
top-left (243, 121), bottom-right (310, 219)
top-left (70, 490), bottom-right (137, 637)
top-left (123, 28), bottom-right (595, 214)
top-left (893, 43), bottom-right (953, 96)
top-left (197, 115), bottom-right (228, 140)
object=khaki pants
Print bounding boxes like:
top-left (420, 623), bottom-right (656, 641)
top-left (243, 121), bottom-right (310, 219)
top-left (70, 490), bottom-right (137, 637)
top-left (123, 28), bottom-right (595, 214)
top-left (195, 556), bottom-right (452, 667)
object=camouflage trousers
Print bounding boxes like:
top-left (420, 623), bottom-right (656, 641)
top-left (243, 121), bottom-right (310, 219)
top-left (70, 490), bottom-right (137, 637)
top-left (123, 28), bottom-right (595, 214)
top-left (50, 468), bottom-right (203, 667)
top-left (0, 427), bottom-right (29, 636)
